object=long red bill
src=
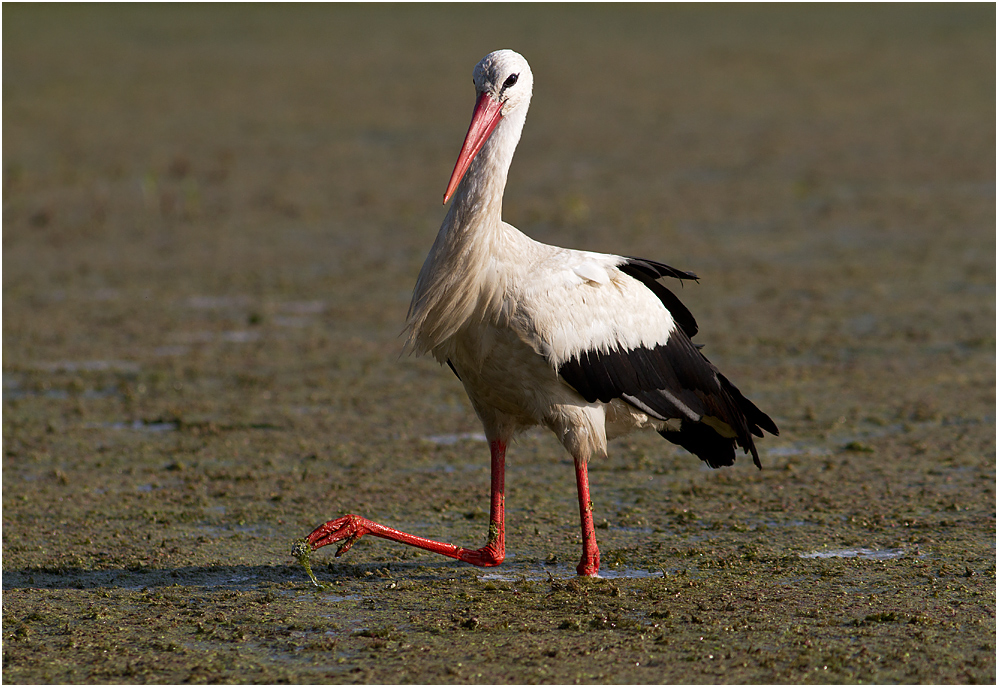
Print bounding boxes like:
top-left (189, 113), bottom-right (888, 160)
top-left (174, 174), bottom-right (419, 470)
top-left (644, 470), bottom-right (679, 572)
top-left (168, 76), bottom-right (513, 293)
top-left (443, 92), bottom-right (504, 204)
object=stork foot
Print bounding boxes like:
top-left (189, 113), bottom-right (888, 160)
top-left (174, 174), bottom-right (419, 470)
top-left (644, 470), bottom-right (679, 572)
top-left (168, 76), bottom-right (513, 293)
top-left (576, 550), bottom-right (600, 577)
top-left (457, 536), bottom-right (504, 567)
top-left (307, 514), bottom-right (377, 557)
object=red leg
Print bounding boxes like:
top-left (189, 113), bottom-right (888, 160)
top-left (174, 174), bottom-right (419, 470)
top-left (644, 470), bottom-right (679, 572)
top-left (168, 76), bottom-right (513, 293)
top-left (307, 439), bottom-right (506, 568)
top-left (462, 439), bottom-right (506, 565)
top-left (574, 458), bottom-right (600, 576)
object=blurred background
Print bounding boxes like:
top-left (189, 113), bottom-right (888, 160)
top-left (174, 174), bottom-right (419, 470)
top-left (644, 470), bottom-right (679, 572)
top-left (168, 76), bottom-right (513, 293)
top-left (5, 4), bottom-right (993, 357)
top-left (3, 4), bottom-right (994, 683)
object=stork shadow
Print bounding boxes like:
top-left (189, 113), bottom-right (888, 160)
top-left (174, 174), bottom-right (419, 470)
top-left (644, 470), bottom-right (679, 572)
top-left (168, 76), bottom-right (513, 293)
top-left (1, 559), bottom-right (511, 592)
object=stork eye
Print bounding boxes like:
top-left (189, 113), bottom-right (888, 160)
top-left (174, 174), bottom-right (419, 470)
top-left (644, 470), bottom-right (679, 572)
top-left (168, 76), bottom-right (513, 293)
top-left (503, 73), bottom-right (519, 89)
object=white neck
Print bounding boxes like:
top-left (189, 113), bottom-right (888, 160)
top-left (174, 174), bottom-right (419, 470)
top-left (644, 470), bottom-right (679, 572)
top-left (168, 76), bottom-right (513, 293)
top-left (443, 104), bottom-right (528, 237)
top-left (405, 103), bottom-right (530, 355)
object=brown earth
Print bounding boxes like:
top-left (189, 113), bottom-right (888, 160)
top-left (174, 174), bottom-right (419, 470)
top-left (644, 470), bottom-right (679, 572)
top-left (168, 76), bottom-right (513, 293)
top-left (3, 4), bottom-right (995, 684)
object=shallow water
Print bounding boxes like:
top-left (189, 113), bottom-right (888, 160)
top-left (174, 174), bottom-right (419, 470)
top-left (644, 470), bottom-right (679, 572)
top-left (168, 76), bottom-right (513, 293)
top-left (799, 548), bottom-right (908, 561)
top-left (480, 566), bottom-right (666, 583)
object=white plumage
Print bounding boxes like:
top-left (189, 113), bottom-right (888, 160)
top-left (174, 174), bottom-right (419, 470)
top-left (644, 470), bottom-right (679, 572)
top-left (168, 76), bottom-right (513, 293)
top-left (306, 49), bottom-right (778, 577)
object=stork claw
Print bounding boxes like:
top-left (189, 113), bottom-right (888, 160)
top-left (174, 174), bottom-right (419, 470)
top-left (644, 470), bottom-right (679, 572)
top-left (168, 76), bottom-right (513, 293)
top-left (335, 532), bottom-right (362, 557)
top-left (307, 514), bottom-right (371, 554)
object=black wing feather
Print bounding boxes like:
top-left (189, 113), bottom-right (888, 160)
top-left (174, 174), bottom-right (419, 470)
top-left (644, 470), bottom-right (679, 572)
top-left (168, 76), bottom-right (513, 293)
top-left (618, 258), bottom-right (699, 338)
top-left (620, 256), bottom-right (698, 282)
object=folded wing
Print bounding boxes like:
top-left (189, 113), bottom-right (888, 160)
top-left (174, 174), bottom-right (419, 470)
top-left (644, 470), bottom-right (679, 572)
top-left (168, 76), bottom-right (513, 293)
top-left (514, 254), bottom-right (778, 468)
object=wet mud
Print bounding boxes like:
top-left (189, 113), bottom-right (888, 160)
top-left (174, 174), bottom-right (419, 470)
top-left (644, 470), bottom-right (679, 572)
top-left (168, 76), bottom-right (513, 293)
top-left (3, 4), bottom-right (995, 684)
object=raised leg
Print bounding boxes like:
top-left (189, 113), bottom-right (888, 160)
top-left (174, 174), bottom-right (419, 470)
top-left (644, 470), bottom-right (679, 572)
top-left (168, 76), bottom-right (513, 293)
top-left (574, 457), bottom-right (600, 576)
top-left (306, 439), bottom-right (507, 567)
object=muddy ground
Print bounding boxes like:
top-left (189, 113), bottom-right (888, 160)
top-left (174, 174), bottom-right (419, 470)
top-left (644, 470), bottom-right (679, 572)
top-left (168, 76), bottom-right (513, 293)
top-left (3, 4), bottom-right (995, 684)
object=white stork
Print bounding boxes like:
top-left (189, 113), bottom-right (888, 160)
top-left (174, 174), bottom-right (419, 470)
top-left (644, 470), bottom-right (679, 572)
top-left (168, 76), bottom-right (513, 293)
top-left (306, 49), bottom-right (778, 576)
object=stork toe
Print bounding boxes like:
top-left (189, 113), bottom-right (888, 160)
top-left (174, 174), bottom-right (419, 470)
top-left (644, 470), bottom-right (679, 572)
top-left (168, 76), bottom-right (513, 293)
top-left (307, 514), bottom-right (369, 554)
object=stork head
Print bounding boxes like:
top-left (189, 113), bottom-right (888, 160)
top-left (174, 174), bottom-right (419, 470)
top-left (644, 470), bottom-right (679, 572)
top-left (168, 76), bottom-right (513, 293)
top-left (444, 50), bottom-right (534, 204)
top-left (472, 49), bottom-right (534, 117)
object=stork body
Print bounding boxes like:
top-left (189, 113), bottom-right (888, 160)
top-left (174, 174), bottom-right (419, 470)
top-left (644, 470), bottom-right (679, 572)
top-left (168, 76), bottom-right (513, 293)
top-left (306, 50), bottom-right (778, 576)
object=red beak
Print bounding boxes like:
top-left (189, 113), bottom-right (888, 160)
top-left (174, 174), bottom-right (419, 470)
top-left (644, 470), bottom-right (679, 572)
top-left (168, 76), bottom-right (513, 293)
top-left (443, 91), bottom-right (504, 204)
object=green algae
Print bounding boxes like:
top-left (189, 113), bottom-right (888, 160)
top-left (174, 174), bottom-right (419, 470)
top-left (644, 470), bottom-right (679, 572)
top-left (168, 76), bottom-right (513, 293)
top-left (292, 539), bottom-right (328, 590)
